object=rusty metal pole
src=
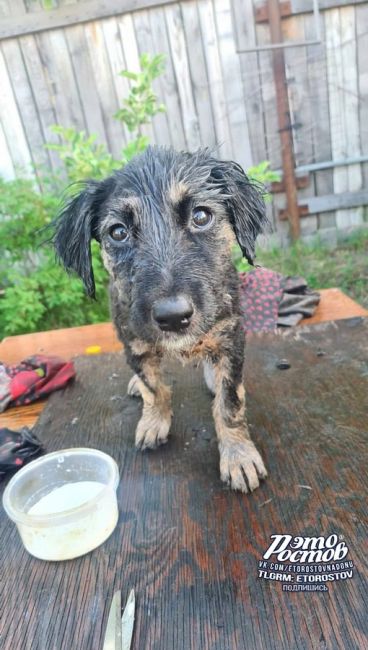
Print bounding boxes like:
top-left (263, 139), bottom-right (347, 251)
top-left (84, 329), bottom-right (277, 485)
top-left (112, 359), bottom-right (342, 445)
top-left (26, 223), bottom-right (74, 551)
top-left (267, 0), bottom-right (300, 240)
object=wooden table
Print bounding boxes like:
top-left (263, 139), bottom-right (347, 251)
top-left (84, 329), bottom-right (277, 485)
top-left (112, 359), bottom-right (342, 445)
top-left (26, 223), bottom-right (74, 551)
top-left (0, 316), bottom-right (367, 649)
top-left (1, 288), bottom-right (367, 431)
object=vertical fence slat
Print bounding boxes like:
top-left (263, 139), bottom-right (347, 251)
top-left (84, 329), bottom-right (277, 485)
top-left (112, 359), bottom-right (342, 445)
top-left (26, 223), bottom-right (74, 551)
top-left (100, 17), bottom-right (130, 147)
top-left (36, 29), bottom-right (85, 131)
top-left (213, 0), bottom-right (252, 169)
top-left (165, 3), bottom-right (201, 151)
top-left (149, 6), bottom-right (186, 150)
top-left (133, 9), bottom-right (172, 147)
top-left (117, 13), bottom-right (155, 145)
top-left (84, 21), bottom-right (125, 157)
top-left (65, 24), bottom-right (107, 140)
top-left (326, 6), bottom-right (363, 229)
top-left (231, 0), bottom-right (267, 165)
top-left (356, 2), bottom-right (368, 190)
top-left (18, 34), bottom-right (61, 170)
top-left (197, 0), bottom-right (232, 159)
top-left (1, 38), bottom-right (50, 173)
top-left (0, 47), bottom-right (33, 176)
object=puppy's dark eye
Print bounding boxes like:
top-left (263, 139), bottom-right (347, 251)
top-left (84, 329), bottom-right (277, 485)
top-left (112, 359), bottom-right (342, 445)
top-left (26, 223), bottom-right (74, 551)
top-left (109, 225), bottom-right (128, 242)
top-left (192, 207), bottom-right (213, 229)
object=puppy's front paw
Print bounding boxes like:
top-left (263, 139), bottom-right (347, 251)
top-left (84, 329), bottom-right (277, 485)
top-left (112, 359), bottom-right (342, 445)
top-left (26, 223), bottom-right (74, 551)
top-left (219, 439), bottom-right (267, 493)
top-left (127, 374), bottom-right (142, 397)
top-left (135, 406), bottom-right (172, 450)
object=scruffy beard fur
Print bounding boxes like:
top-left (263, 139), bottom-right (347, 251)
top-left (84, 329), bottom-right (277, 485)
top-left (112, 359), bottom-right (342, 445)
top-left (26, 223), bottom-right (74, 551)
top-left (53, 146), bottom-right (269, 493)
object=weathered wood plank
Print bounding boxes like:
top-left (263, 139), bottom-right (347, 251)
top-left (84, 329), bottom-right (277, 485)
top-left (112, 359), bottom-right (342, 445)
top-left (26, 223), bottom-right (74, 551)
top-left (278, 189), bottom-right (368, 218)
top-left (325, 6), bottom-right (363, 229)
top-left (17, 33), bottom-right (61, 171)
top-left (117, 12), bottom-right (155, 146)
top-left (84, 20), bottom-right (125, 158)
top-left (292, 0), bottom-right (366, 14)
top-left (231, 0), bottom-right (266, 166)
top-left (214, 0), bottom-right (253, 168)
top-left (0, 120), bottom-right (15, 180)
top-left (35, 28), bottom-right (85, 133)
top-left (1, 38), bottom-right (50, 174)
top-left (165, 3), bottom-right (201, 151)
top-left (197, 0), bottom-right (232, 159)
top-left (356, 3), bottom-right (368, 189)
top-left (255, 20), bottom-right (281, 169)
top-left (100, 16), bottom-right (130, 147)
top-left (0, 47), bottom-right (33, 177)
top-left (303, 9), bottom-right (334, 232)
top-left (149, 6), bottom-right (186, 150)
top-left (181, 0), bottom-right (216, 151)
top-left (65, 23), bottom-right (107, 139)
top-left (0, 0), bottom-right (183, 40)
top-left (133, 9), bottom-right (172, 147)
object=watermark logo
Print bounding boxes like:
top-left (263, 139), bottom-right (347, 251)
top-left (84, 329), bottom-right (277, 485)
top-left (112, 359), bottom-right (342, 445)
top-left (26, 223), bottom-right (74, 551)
top-left (258, 534), bottom-right (354, 592)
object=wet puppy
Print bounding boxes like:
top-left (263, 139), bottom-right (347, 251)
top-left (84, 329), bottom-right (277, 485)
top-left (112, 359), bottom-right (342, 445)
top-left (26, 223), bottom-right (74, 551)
top-left (54, 146), bottom-right (268, 493)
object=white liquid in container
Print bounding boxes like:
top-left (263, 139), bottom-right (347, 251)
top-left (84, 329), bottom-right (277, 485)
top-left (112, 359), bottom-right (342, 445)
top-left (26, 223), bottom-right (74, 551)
top-left (19, 480), bottom-right (118, 561)
top-left (28, 481), bottom-right (104, 515)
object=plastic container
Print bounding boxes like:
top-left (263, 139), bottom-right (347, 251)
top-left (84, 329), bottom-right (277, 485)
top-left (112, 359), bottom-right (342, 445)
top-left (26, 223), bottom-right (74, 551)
top-left (2, 448), bottom-right (119, 561)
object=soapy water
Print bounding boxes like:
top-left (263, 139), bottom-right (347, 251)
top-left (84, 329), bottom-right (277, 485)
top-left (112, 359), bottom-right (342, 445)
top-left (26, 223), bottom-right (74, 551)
top-left (28, 481), bottom-right (105, 515)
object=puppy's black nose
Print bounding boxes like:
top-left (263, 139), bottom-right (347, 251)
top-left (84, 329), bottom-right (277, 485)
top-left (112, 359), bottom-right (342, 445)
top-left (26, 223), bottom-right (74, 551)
top-left (152, 296), bottom-right (193, 332)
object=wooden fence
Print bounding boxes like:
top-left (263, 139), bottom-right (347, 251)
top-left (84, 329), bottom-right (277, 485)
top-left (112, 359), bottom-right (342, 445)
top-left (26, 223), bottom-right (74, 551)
top-left (0, 0), bottom-right (367, 242)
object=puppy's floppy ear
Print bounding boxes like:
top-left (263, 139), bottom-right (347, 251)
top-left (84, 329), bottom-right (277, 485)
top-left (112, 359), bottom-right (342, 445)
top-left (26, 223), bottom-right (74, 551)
top-left (212, 160), bottom-right (268, 265)
top-left (53, 181), bottom-right (105, 298)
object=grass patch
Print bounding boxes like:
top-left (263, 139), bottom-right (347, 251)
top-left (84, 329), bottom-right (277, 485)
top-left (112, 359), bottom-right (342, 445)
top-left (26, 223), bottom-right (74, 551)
top-left (254, 229), bottom-right (368, 309)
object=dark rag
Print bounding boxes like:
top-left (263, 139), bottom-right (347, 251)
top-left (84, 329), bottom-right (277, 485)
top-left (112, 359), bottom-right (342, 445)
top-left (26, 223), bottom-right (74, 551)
top-left (239, 268), bottom-right (320, 333)
top-left (0, 355), bottom-right (75, 413)
top-left (0, 427), bottom-right (43, 478)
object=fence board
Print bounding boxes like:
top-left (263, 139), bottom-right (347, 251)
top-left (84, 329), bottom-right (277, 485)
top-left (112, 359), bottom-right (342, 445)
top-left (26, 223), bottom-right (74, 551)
top-left (198, 0), bottom-right (232, 159)
top-left (1, 39), bottom-right (50, 173)
top-left (133, 9), bottom-right (172, 147)
top-left (36, 29), bottom-right (85, 133)
top-left (0, 121), bottom-right (15, 180)
top-left (255, 22), bottom-right (281, 169)
top-left (165, 3), bottom-right (201, 151)
top-left (232, 0), bottom-right (266, 165)
top-left (65, 24), bottom-right (107, 140)
top-left (0, 47), bottom-right (33, 176)
top-left (117, 13), bottom-right (155, 145)
top-left (181, 0), bottom-right (216, 151)
top-left (214, 0), bottom-right (253, 168)
top-left (149, 7), bottom-right (186, 150)
top-left (326, 6), bottom-right (363, 228)
top-left (356, 3), bottom-right (368, 188)
top-left (100, 17), bottom-right (130, 146)
top-left (83, 21), bottom-right (125, 158)
top-left (17, 34), bottom-right (61, 171)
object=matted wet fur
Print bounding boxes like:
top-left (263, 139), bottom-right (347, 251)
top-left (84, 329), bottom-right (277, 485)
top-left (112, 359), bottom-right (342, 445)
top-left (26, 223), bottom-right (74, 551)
top-left (53, 146), bottom-right (268, 493)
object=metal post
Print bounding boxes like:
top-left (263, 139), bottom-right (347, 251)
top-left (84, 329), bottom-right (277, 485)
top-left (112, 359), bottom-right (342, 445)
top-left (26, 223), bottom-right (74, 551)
top-left (267, 0), bottom-right (300, 240)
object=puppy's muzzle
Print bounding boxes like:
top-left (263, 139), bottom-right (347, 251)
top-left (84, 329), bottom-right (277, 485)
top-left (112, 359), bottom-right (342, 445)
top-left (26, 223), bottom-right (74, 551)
top-left (152, 296), bottom-right (193, 333)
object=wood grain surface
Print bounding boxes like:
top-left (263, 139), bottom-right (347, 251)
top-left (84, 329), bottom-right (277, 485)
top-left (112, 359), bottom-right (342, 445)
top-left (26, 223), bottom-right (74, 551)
top-left (0, 317), bottom-right (367, 649)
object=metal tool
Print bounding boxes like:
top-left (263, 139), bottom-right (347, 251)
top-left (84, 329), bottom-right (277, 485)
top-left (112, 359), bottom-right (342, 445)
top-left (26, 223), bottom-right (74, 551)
top-left (103, 589), bottom-right (135, 650)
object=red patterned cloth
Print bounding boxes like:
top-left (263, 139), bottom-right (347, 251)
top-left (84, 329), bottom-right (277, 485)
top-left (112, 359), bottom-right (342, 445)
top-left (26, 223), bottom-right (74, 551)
top-left (239, 269), bottom-right (320, 333)
top-left (0, 355), bottom-right (75, 412)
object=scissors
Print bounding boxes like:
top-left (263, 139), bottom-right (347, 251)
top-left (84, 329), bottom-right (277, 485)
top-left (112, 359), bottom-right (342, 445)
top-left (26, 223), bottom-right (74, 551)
top-left (103, 589), bottom-right (135, 650)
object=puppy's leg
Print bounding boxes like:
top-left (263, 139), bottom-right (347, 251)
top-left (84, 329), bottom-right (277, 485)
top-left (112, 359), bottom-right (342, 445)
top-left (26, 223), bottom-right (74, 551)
top-left (203, 360), bottom-right (216, 396)
top-left (128, 352), bottom-right (172, 450)
top-left (212, 325), bottom-right (267, 493)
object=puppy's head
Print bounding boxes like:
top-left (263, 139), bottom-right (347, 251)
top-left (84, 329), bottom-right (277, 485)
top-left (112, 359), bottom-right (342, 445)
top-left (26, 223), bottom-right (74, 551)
top-left (54, 147), bottom-right (267, 348)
